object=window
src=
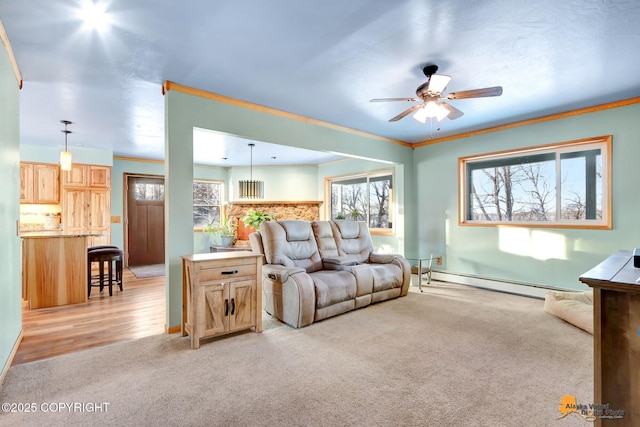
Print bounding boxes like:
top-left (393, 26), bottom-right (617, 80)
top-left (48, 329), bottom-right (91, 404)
top-left (328, 170), bottom-right (393, 231)
top-left (134, 180), bottom-right (164, 201)
top-left (193, 181), bottom-right (223, 229)
top-left (459, 136), bottom-right (611, 229)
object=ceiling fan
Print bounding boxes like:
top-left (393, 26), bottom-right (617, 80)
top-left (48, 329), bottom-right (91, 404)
top-left (370, 64), bottom-right (503, 122)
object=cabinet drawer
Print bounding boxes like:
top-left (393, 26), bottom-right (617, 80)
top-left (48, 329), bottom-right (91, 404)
top-left (198, 263), bottom-right (256, 283)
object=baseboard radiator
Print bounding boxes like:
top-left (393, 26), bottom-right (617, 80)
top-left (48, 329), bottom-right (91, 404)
top-left (430, 270), bottom-right (578, 299)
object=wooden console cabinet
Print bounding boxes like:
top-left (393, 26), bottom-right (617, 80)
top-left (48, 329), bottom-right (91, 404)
top-left (579, 250), bottom-right (640, 427)
top-left (181, 252), bottom-right (263, 349)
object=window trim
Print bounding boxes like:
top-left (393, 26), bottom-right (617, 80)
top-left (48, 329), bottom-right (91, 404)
top-left (458, 135), bottom-right (612, 229)
top-left (325, 168), bottom-right (394, 235)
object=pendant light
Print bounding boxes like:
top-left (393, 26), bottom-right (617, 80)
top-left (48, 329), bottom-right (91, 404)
top-left (238, 143), bottom-right (264, 199)
top-left (59, 120), bottom-right (73, 171)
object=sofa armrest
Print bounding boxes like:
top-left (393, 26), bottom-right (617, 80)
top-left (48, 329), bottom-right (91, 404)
top-left (261, 264), bottom-right (315, 328)
top-left (262, 264), bottom-right (306, 282)
top-left (322, 255), bottom-right (363, 269)
top-left (369, 253), bottom-right (402, 264)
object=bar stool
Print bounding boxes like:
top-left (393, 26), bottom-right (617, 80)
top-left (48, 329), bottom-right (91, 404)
top-left (88, 247), bottom-right (124, 297)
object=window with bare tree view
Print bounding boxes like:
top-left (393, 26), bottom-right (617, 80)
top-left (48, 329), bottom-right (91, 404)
top-left (459, 136), bottom-right (611, 229)
top-left (193, 180), bottom-right (223, 229)
top-left (329, 171), bottom-right (393, 230)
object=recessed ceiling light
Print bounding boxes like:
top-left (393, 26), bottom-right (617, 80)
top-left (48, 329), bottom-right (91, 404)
top-left (78, 1), bottom-right (111, 32)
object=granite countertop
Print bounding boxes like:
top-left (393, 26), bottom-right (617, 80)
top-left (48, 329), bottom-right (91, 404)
top-left (20, 231), bottom-right (107, 238)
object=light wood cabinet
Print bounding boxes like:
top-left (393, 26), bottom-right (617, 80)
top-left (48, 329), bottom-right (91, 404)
top-left (61, 164), bottom-right (111, 246)
top-left (22, 235), bottom-right (88, 308)
top-left (62, 164), bottom-right (111, 188)
top-left (20, 162), bottom-right (60, 204)
top-left (181, 252), bottom-right (263, 349)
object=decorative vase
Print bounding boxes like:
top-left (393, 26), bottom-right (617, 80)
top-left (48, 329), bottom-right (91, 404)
top-left (220, 235), bottom-right (234, 248)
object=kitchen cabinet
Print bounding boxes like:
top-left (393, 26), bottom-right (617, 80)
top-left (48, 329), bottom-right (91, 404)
top-left (61, 164), bottom-right (111, 246)
top-left (20, 162), bottom-right (60, 204)
top-left (22, 234), bottom-right (89, 308)
top-left (181, 252), bottom-right (263, 349)
top-left (62, 164), bottom-right (110, 188)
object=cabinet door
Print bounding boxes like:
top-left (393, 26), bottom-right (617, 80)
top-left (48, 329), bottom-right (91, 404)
top-left (88, 189), bottom-right (110, 232)
top-left (62, 164), bottom-right (87, 187)
top-left (88, 166), bottom-right (111, 188)
top-left (201, 283), bottom-right (228, 335)
top-left (20, 163), bottom-right (34, 203)
top-left (229, 279), bottom-right (255, 332)
top-left (34, 164), bottom-right (60, 203)
top-left (61, 189), bottom-right (88, 232)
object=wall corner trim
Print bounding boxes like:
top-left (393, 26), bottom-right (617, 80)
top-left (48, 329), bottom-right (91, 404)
top-left (0, 18), bottom-right (23, 90)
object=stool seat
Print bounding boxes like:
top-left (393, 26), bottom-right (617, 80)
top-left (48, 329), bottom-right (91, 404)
top-left (88, 247), bottom-right (124, 297)
top-left (88, 245), bottom-right (119, 252)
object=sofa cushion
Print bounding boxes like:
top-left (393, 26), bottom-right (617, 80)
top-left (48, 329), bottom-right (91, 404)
top-left (310, 270), bottom-right (357, 309)
top-left (311, 221), bottom-right (339, 259)
top-left (331, 220), bottom-right (374, 263)
top-left (371, 264), bottom-right (402, 292)
top-left (260, 220), bottom-right (323, 273)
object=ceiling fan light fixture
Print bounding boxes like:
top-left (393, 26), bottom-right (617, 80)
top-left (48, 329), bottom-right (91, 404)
top-left (413, 106), bottom-right (429, 123)
top-left (435, 104), bottom-right (450, 121)
top-left (239, 143), bottom-right (264, 199)
top-left (413, 101), bottom-right (450, 123)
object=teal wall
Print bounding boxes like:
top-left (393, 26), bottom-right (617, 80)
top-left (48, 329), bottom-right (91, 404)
top-left (165, 89), bottom-right (414, 329)
top-left (229, 164), bottom-right (318, 201)
top-left (415, 103), bottom-right (640, 290)
top-left (0, 33), bottom-right (22, 379)
top-left (20, 144), bottom-right (112, 166)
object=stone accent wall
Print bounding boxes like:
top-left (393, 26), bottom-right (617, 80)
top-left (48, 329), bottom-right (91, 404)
top-left (228, 201), bottom-right (322, 241)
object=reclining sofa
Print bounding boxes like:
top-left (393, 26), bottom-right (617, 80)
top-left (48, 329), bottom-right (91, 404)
top-left (249, 220), bottom-right (411, 328)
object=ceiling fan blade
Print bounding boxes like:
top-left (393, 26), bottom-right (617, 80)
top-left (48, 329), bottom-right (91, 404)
top-left (426, 74), bottom-right (451, 95)
top-left (446, 86), bottom-right (503, 100)
top-left (389, 104), bottom-right (422, 122)
top-left (440, 102), bottom-right (464, 120)
top-left (370, 97), bottom-right (420, 102)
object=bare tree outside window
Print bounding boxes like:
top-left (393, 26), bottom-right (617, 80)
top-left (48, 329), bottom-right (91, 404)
top-left (330, 172), bottom-right (393, 229)
top-left (193, 181), bottom-right (222, 228)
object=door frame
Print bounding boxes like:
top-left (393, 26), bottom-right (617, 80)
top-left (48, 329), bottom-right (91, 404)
top-left (123, 173), bottom-right (165, 267)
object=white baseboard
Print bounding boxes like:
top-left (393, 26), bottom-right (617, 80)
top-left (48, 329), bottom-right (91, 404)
top-left (428, 271), bottom-right (564, 299)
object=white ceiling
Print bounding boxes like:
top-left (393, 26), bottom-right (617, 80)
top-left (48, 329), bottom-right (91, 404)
top-left (2, 0), bottom-right (640, 166)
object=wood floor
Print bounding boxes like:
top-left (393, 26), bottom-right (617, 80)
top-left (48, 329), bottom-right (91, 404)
top-left (13, 268), bottom-right (166, 365)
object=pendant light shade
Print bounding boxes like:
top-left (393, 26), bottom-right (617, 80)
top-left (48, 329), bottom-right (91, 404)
top-left (60, 120), bottom-right (73, 171)
top-left (239, 143), bottom-right (264, 199)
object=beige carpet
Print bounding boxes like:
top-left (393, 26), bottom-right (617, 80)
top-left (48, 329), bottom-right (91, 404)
top-left (0, 283), bottom-right (593, 426)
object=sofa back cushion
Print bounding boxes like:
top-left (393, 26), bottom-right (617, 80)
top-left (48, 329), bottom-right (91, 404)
top-left (331, 220), bottom-right (373, 263)
top-left (311, 221), bottom-right (339, 259)
top-left (260, 220), bottom-right (323, 273)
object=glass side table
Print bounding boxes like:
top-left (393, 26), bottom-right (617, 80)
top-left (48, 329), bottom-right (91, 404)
top-left (406, 255), bottom-right (439, 292)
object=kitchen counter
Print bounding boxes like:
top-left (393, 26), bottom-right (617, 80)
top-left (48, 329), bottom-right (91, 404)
top-left (21, 232), bottom-right (104, 309)
top-left (20, 230), bottom-right (105, 238)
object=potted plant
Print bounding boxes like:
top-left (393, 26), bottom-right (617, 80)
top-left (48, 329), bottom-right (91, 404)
top-left (205, 216), bottom-right (237, 247)
top-left (241, 209), bottom-right (276, 232)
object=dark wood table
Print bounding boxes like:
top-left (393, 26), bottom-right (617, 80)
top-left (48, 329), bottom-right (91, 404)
top-left (579, 250), bottom-right (640, 426)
